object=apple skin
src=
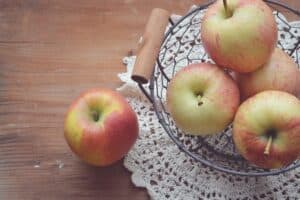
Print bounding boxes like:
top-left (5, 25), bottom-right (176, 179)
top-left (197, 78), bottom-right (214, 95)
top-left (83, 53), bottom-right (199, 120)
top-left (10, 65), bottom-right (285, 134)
top-left (167, 63), bottom-right (240, 135)
top-left (201, 0), bottom-right (277, 73)
top-left (233, 91), bottom-right (300, 169)
top-left (64, 88), bottom-right (138, 166)
top-left (296, 69), bottom-right (300, 98)
top-left (233, 48), bottom-right (300, 100)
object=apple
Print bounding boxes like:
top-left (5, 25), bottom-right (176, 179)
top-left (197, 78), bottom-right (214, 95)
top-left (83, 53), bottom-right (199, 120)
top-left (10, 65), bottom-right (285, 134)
top-left (233, 91), bottom-right (300, 169)
top-left (201, 0), bottom-right (277, 73)
top-left (295, 68), bottom-right (300, 98)
top-left (64, 88), bottom-right (138, 166)
top-left (166, 63), bottom-right (240, 136)
top-left (234, 48), bottom-right (300, 100)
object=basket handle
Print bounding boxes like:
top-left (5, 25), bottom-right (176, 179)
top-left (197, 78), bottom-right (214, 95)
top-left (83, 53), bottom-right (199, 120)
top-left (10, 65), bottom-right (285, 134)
top-left (131, 8), bottom-right (170, 84)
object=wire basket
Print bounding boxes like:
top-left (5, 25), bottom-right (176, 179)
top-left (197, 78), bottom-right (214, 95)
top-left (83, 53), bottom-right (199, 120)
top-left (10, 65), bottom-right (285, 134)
top-left (136, 0), bottom-right (300, 176)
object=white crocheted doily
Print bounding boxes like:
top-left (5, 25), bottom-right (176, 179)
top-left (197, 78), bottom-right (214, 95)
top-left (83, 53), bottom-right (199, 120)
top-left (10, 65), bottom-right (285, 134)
top-left (118, 6), bottom-right (300, 200)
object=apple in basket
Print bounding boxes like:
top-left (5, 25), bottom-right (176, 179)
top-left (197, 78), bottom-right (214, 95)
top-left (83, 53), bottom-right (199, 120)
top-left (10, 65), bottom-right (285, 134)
top-left (166, 63), bottom-right (240, 136)
top-left (64, 88), bottom-right (138, 166)
top-left (233, 48), bottom-right (300, 100)
top-left (201, 0), bottom-right (277, 73)
top-left (233, 91), bottom-right (300, 169)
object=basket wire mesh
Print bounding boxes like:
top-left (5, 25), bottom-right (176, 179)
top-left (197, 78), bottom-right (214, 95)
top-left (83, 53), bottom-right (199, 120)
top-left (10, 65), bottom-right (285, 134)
top-left (139, 0), bottom-right (300, 176)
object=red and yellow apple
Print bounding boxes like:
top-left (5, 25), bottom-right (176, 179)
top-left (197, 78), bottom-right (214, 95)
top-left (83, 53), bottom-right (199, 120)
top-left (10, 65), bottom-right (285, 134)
top-left (64, 88), bottom-right (138, 166)
top-left (233, 91), bottom-right (300, 169)
top-left (166, 63), bottom-right (240, 136)
top-left (234, 48), bottom-right (300, 100)
top-left (201, 0), bottom-right (277, 73)
top-left (298, 76), bottom-right (300, 98)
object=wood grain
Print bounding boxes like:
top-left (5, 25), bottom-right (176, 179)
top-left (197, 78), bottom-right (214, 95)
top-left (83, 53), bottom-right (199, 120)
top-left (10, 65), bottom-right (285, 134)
top-left (0, 0), bottom-right (299, 199)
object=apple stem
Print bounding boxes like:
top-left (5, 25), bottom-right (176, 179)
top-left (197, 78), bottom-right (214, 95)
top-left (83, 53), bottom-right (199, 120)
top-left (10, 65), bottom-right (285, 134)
top-left (91, 111), bottom-right (100, 122)
top-left (223, 0), bottom-right (232, 18)
top-left (264, 136), bottom-right (273, 155)
top-left (197, 94), bottom-right (203, 106)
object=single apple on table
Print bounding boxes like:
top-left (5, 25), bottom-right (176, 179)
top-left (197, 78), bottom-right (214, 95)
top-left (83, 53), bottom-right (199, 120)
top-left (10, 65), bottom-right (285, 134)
top-left (201, 0), bottom-right (277, 73)
top-left (64, 88), bottom-right (138, 166)
top-left (233, 91), bottom-right (300, 169)
top-left (167, 63), bottom-right (240, 136)
top-left (233, 48), bottom-right (300, 100)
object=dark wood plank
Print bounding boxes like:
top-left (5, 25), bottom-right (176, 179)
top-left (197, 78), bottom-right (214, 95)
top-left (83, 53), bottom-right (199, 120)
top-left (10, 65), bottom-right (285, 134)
top-left (0, 0), bottom-right (299, 199)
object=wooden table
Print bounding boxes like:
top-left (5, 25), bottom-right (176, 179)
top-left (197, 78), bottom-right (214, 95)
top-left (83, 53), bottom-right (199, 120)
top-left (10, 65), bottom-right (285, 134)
top-left (0, 0), bottom-right (298, 199)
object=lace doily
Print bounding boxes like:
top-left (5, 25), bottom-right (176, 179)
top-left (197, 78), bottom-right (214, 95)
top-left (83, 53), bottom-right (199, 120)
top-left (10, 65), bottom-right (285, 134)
top-left (118, 6), bottom-right (300, 200)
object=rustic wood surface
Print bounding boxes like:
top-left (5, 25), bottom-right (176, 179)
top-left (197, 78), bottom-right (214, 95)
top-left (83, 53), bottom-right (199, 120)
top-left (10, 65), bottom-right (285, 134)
top-left (0, 0), bottom-right (299, 199)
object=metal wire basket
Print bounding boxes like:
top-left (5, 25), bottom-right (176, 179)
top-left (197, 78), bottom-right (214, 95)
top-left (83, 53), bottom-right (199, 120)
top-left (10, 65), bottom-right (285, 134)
top-left (134, 0), bottom-right (300, 176)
